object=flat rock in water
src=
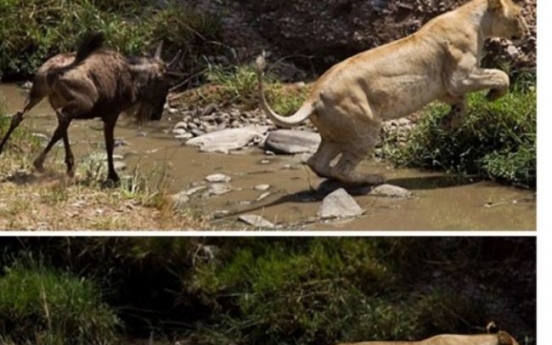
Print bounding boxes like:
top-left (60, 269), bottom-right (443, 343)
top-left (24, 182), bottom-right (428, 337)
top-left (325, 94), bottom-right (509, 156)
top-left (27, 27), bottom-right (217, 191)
top-left (265, 129), bottom-right (321, 154)
top-left (186, 126), bottom-right (270, 154)
top-left (238, 214), bottom-right (275, 228)
top-left (317, 188), bottom-right (363, 219)
top-left (205, 173), bottom-right (231, 183)
top-left (368, 184), bottom-right (412, 198)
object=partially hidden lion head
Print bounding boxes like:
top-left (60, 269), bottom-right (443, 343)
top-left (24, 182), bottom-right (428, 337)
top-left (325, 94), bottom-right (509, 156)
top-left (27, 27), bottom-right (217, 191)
top-left (486, 321), bottom-right (520, 345)
top-left (487, 0), bottom-right (530, 45)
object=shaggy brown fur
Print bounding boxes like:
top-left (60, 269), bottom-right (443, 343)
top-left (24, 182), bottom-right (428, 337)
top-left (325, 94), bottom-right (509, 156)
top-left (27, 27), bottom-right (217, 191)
top-left (0, 31), bottom-right (181, 183)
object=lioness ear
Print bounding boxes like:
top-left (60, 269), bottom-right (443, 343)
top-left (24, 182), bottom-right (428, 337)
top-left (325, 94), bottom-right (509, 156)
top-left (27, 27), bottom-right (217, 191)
top-left (487, 321), bottom-right (499, 334)
top-left (497, 331), bottom-right (514, 345)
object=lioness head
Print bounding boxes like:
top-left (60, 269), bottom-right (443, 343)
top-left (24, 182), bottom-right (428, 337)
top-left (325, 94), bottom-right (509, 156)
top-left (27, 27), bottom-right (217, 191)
top-left (487, 0), bottom-right (530, 44)
top-left (486, 321), bottom-right (520, 345)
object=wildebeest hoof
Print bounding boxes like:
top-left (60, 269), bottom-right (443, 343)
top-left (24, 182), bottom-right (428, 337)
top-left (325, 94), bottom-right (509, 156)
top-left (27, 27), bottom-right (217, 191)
top-left (32, 160), bottom-right (45, 173)
top-left (101, 178), bottom-right (120, 189)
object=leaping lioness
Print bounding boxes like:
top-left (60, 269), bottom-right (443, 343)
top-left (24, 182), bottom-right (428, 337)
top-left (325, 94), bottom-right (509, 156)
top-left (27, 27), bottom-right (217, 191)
top-left (256, 0), bottom-right (528, 185)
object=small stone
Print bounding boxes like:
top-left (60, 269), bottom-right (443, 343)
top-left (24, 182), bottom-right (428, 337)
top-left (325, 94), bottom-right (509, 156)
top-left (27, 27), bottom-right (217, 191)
top-left (255, 184), bottom-right (270, 191)
top-left (191, 129), bottom-right (206, 137)
top-left (317, 188), bottom-right (363, 219)
top-left (213, 210), bottom-right (230, 219)
top-left (506, 45), bottom-right (520, 58)
top-left (238, 214), bottom-right (275, 228)
top-left (208, 183), bottom-right (232, 196)
top-left (260, 159), bottom-right (270, 165)
top-left (172, 128), bottom-right (188, 135)
top-left (201, 103), bottom-right (217, 116)
top-left (170, 192), bottom-right (190, 209)
top-left (185, 185), bottom-right (208, 196)
top-left (257, 192), bottom-right (271, 201)
top-left (205, 173), bottom-right (231, 183)
top-left (137, 131), bottom-right (148, 137)
top-left (114, 138), bottom-right (128, 147)
top-left (175, 133), bottom-right (193, 140)
top-left (114, 161), bottom-right (127, 171)
top-left (368, 184), bottom-right (412, 198)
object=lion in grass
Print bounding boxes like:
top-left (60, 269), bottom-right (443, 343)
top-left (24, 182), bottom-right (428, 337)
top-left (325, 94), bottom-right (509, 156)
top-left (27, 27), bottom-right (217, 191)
top-left (256, 0), bottom-right (529, 186)
top-left (336, 322), bottom-right (519, 345)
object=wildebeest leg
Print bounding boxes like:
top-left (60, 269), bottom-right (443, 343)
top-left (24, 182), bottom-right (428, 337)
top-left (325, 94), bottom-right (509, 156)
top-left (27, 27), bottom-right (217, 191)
top-left (103, 115), bottom-right (120, 183)
top-left (0, 89), bottom-right (45, 155)
top-left (33, 114), bottom-right (71, 173)
top-left (62, 123), bottom-right (75, 177)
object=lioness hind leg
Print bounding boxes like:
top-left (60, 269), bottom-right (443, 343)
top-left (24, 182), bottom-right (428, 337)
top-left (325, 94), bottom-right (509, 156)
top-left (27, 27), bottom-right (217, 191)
top-left (306, 139), bottom-right (341, 179)
top-left (439, 95), bottom-right (466, 129)
top-left (331, 151), bottom-right (384, 186)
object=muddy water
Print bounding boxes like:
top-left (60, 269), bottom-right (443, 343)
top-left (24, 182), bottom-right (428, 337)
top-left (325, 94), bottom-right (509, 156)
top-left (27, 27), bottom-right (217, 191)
top-left (0, 84), bottom-right (536, 230)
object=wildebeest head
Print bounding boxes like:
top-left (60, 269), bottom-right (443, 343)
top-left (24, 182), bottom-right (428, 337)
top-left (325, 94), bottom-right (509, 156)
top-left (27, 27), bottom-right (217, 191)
top-left (129, 42), bottom-right (182, 122)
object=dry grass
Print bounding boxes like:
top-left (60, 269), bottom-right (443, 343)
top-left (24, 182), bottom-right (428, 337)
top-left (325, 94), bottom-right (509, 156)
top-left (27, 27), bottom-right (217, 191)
top-left (0, 123), bottom-right (208, 231)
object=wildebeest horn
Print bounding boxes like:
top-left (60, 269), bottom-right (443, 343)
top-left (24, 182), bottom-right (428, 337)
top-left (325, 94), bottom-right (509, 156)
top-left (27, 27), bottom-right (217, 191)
top-left (154, 41), bottom-right (163, 60)
top-left (168, 50), bottom-right (183, 70)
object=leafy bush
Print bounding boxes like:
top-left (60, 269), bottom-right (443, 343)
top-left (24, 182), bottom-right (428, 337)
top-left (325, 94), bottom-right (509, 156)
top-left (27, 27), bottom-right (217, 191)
top-left (0, 1), bottom-right (222, 80)
top-left (183, 238), bottom-right (495, 345)
top-left (0, 263), bottom-right (119, 345)
top-left (386, 85), bottom-right (536, 188)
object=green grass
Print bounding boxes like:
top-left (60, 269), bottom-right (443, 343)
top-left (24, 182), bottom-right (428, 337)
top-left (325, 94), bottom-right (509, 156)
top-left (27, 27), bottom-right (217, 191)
top-left (384, 82), bottom-right (536, 188)
top-left (0, 0), bottom-right (222, 80)
top-left (197, 63), bottom-right (309, 115)
top-left (0, 263), bottom-right (119, 345)
top-left (184, 238), bottom-right (492, 345)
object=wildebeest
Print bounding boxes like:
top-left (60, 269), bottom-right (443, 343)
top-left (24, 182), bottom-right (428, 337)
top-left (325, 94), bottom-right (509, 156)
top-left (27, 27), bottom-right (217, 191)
top-left (0, 31), bottom-right (181, 183)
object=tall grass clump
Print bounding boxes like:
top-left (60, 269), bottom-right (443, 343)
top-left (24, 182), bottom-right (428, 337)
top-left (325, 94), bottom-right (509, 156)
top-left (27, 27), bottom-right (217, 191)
top-left (0, 1), bottom-right (222, 80)
top-left (0, 263), bottom-right (119, 345)
top-left (386, 80), bottom-right (536, 188)
top-left (204, 63), bottom-right (309, 114)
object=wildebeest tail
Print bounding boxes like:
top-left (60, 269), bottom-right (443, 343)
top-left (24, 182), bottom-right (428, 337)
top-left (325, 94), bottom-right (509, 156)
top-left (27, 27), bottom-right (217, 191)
top-left (74, 31), bottom-right (105, 64)
top-left (46, 31), bottom-right (105, 82)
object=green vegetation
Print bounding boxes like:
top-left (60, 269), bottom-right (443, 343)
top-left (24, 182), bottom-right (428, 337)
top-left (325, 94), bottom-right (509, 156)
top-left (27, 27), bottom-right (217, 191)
top-left (383, 79), bottom-right (536, 188)
top-left (190, 63), bottom-right (310, 115)
top-left (0, 238), bottom-right (536, 345)
top-left (0, 262), bottom-right (119, 345)
top-left (0, 0), bottom-right (222, 80)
